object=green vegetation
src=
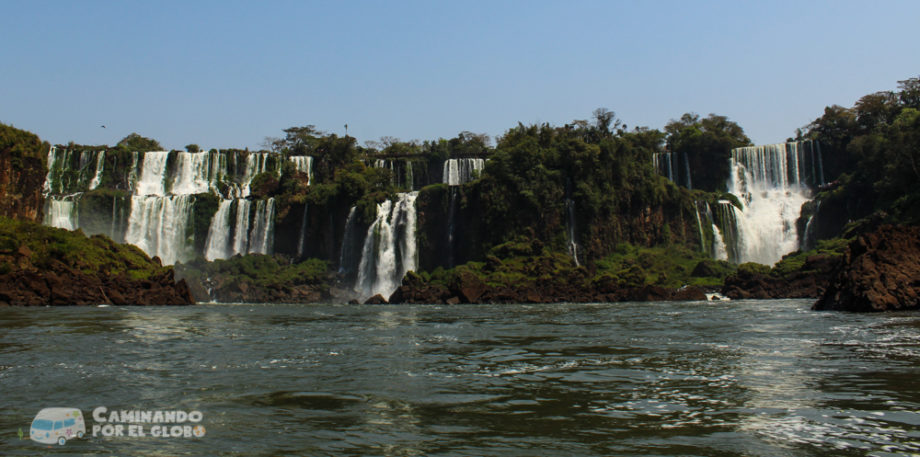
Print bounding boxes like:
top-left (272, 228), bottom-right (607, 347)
top-left (593, 243), bottom-right (735, 289)
top-left (0, 122), bottom-right (49, 170)
top-left (0, 216), bottom-right (168, 280)
top-left (412, 236), bottom-right (732, 294)
top-left (664, 113), bottom-right (751, 192)
top-left (116, 133), bottom-right (162, 152)
top-left (178, 255), bottom-right (328, 290)
top-left (807, 76), bottom-right (920, 235)
top-left (770, 238), bottom-right (849, 277)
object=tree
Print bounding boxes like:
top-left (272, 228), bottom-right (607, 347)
top-left (593, 108), bottom-right (619, 136)
top-left (664, 113), bottom-right (750, 191)
top-left (117, 133), bottom-right (162, 152)
top-left (185, 144), bottom-right (200, 153)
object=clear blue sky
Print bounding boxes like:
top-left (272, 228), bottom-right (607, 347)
top-left (2, 0), bottom-right (918, 150)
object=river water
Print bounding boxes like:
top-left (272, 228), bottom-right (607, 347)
top-left (1, 299), bottom-right (919, 456)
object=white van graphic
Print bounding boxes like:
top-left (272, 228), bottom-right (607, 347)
top-left (30, 407), bottom-right (85, 445)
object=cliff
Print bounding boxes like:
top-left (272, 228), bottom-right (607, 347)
top-left (814, 225), bottom-right (920, 312)
top-left (0, 123), bottom-right (48, 222)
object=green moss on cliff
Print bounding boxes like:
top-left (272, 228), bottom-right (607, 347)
top-left (0, 216), bottom-right (169, 280)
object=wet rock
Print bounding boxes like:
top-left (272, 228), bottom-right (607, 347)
top-left (814, 225), bottom-right (920, 312)
top-left (363, 294), bottom-right (388, 305)
top-left (450, 271), bottom-right (487, 303)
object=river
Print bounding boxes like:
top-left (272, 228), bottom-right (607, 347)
top-left (1, 300), bottom-right (919, 456)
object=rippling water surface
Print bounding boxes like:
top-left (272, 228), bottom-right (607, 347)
top-left (2, 300), bottom-right (920, 456)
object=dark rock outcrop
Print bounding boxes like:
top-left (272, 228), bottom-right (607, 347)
top-left (722, 254), bottom-right (841, 299)
top-left (0, 218), bottom-right (194, 306)
top-left (0, 246), bottom-right (194, 306)
top-left (814, 225), bottom-right (920, 312)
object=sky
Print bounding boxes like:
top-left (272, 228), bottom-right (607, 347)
top-left (2, 0), bottom-right (919, 150)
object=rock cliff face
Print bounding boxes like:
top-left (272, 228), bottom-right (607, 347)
top-left (814, 225), bottom-right (920, 312)
top-left (0, 124), bottom-right (47, 222)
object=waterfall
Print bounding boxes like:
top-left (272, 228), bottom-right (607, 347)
top-left (694, 203), bottom-right (706, 254)
top-left (247, 198), bottom-right (276, 255)
top-left (653, 151), bottom-right (692, 188)
top-left (171, 151), bottom-right (214, 195)
top-left (653, 152), bottom-right (676, 182)
top-left (355, 192), bottom-right (418, 300)
top-left (124, 195), bottom-right (194, 265)
top-left (296, 203), bottom-right (309, 258)
top-left (232, 199), bottom-right (252, 256)
top-left (40, 146), bottom-right (296, 266)
top-left (135, 151), bottom-right (170, 196)
top-left (712, 224), bottom-right (728, 261)
top-left (241, 152), bottom-right (278, 197)
top-left (565, 198), bottom-right (580, 266)
top-left (724, 140), bottom-right (823, 265)
top-left (46, 196), bottom-right (79, 230)
top-left (712, 201), bottom-right (741, 263)
top-left (88, 151), bottom-right (105, 190)
top-left (682, 152), bottom-right (693, 190)
top-left (338, 207), bottom-right (361, 277)
top-left (443, 158), bottom-right (484, 186)
top-left (204, 200), bottom-right (234, 261)
top-left (289, 156), bottom-right (313, 183)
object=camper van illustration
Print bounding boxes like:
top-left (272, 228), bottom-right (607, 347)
top-left (30, 408), bottom-right (85, 445)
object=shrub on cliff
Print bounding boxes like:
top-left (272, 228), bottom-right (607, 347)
top-left (116, 133), bottom-right (162, 152)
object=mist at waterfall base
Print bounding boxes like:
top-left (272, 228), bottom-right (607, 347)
top-left (4, 300), bottom-right (920, 456)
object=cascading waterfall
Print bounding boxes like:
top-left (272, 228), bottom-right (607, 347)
top-left (338, 207), bottom-right (361, 278)
top-left (46, 196), bottom-right (79, 230)
top-left (653, 152), bottom-right (675, 181)
top-left (241, 152), bottom-right (278, 197)
top-left (232, 199), bottom-right (252, 256)
top-left (43, 146), bottom-right (289, 265)
top-left (694, 202), bottom-right (707, 254)
top-left (124, 195), bottom-right (195, 265)
top-left (204, 200), bottom-right (234, 261)
top-left (247, 199), bottom-right (276, 255)
top-left (43, 147), bottom-right (109, 230)
top-left (289, 156), bottom-right (313, 182)
top-left (682, 152), bottom-right (693, 190)
top-left (354, 192), bottom-right (418, 300)
top-left (712, 224), bottom-right (728, 261)
top-left (88, 150), bottom-right (105, 190)
top-left (713, 200), bottom-right (741, 263)
top-left (652, 151), bottom-right (691, 188)
top-left (565, 198), bottom-right (581, 266)
top-left (296, 203), bottom-right (309, 258)
top-left (724, 140), bottom-right (824, 265)
top-left (443, 158), bottom-right (484, 186)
